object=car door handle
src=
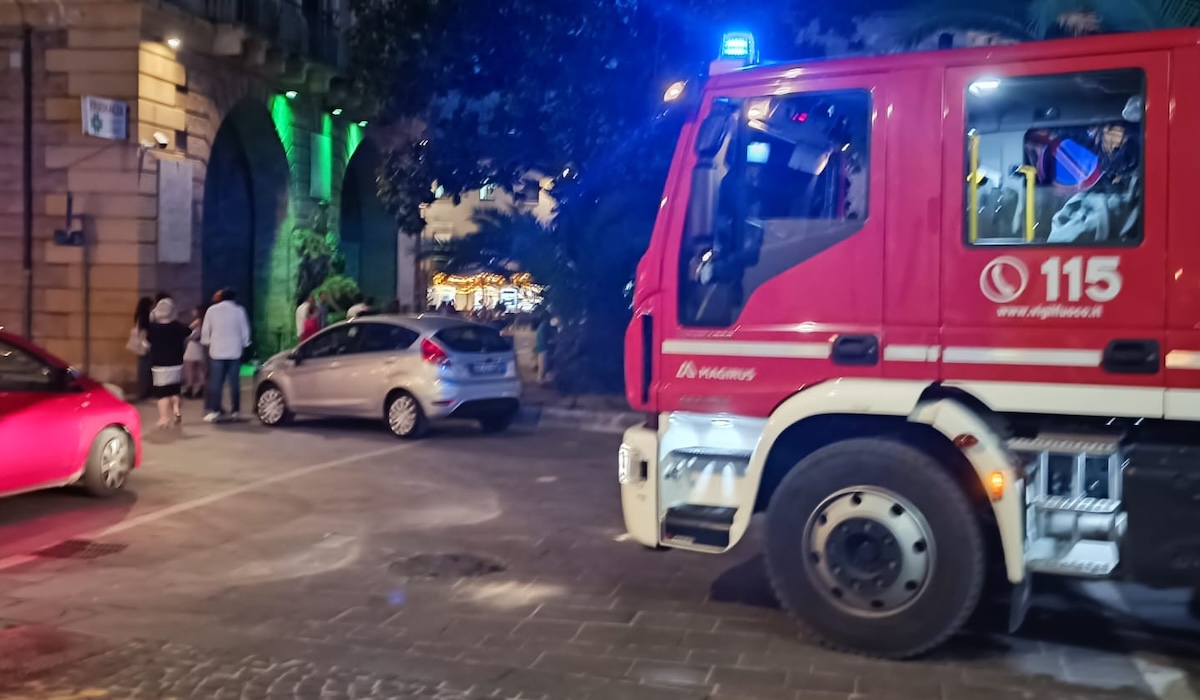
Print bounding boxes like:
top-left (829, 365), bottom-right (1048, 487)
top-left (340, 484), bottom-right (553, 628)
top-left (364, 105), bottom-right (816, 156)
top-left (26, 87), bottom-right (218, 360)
top-left (1102, 339), bottom-right (1159, 375)
top-left (831, 334), bottom-right (879, 366)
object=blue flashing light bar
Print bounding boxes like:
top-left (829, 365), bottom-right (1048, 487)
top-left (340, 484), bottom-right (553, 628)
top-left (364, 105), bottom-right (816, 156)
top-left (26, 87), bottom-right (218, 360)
top-left (720, 32), bottom-right (755, 60)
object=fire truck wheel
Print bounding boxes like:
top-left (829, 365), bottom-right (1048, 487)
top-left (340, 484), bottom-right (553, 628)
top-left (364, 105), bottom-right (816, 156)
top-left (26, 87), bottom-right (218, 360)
top-left (765, 438), bottom-right (985, 659)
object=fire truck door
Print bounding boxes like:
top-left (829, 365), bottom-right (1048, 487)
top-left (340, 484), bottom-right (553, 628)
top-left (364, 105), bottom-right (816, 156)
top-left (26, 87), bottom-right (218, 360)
top-left (940, 53), bottom-right (1168, 418)
top-left (1165, 46), bottom-right (1200, 422)
top-left (661, 75), bottom-right (889, 418)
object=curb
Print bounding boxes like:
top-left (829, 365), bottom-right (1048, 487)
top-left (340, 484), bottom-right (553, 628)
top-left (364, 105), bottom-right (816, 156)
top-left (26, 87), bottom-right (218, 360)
top-left (516, 404), bottom-right (642, 434)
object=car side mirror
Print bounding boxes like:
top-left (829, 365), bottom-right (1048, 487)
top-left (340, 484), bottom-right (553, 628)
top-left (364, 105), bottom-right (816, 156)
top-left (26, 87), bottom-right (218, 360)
top-left (54, 367), bottom-right (82, 392)
top-left (288, 351), bottom-right (303, 365)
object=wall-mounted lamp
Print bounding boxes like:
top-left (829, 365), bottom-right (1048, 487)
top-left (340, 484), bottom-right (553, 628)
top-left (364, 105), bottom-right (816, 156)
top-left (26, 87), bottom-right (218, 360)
top-left (331, 108), bottom-right (343, 116)
top-left (166, 36), bottom-right (182, 50)
top-left (285, 90), bottom-right (298, 100)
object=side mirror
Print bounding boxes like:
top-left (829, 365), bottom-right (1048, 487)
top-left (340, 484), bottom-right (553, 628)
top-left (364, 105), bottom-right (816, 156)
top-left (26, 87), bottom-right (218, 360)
top-left (288, 350), bottom-right (302, 365)
top-left (54, 367), bottom-right (82, 392)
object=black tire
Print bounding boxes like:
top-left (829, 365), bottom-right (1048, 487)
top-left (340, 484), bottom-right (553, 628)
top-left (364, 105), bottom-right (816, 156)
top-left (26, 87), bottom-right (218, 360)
top-left (764, 438), bottom-right (984, 659)
top-left (479, 408), bottom-right (518, 434)
top-left (82, 427), bottom-right (134, 497)
top-left (256, 383), bottom-right (294, 427)
top-left (385, 391), bottom-right (428, 439)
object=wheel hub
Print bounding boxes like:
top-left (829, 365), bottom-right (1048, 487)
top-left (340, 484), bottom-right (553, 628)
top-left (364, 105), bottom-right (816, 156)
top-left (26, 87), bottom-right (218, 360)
top-left (99, 436), bottom-right (130, 488)
top-left (389, 397), bottom-right (417, 435)
top-left (259, 389), bottom-right (284, 423)
top-left (805, 487), bottom-right (933, 616)
top-left (824, 518), bottom-right (904, 592)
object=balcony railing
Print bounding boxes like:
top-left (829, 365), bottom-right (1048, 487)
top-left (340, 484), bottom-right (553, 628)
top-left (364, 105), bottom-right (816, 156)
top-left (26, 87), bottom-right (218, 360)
top-left (162, 0), bottom-right (345, 68)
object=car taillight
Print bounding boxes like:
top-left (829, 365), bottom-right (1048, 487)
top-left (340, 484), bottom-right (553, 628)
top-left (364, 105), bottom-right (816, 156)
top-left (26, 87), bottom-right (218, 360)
top-left (421, 338), bottom-right (449, 365)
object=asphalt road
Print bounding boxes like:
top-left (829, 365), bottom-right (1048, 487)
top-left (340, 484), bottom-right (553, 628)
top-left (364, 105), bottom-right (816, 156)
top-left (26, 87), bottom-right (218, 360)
top-left (1, 397), bottom-right (1199, 700)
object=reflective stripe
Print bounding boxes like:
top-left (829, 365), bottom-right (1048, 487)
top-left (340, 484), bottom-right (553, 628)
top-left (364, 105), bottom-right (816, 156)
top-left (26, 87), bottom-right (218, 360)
top-left (1166, 389), bottom-right (1200, 420)
top-left (661, 339), bottom-right (830, 359)
top-left (944, 380), bottom-right (1162, 418)
top-left (942, 347), bottom-right (1102, 368)
top-left (1166, 351), bottom-right (1200, 370)
top-left (882, 345), bottom-right (940, 362)
top-left (664, 340), bottom-right (1115, 369)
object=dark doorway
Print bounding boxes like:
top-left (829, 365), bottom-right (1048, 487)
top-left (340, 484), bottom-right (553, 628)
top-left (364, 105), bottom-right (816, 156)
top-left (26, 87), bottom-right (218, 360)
top-left (340, 141), bottom-right (397, 305)
top-left (200, 99), bottom-right (290, 356)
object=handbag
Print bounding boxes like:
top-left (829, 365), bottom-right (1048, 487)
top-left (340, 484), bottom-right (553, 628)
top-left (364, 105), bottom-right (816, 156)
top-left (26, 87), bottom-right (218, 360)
top-left (126, 327), bottom-right (149, 356)
top-left (151, 365), bottom-right (183, 387)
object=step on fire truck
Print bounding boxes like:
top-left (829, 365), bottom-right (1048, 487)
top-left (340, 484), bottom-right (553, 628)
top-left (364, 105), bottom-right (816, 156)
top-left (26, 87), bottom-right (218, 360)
top-left (619, 29), bottom-right (1200, 658)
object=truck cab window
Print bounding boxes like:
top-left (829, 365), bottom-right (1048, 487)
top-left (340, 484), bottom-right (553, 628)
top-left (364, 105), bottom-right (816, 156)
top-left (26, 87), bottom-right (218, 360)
top-left (679, 90), bottom-right (872, 327)
top-left (965, 69), bottom-right (1145, 246)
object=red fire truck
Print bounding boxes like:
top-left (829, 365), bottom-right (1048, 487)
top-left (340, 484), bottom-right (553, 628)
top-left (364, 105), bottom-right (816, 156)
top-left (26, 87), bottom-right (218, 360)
top-left (618, 28), bottom-right (1200, 658)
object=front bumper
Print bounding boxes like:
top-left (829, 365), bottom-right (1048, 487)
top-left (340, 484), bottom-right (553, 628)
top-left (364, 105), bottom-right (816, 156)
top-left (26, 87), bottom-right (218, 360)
top-left (619, 422), bottom-right (660, 548)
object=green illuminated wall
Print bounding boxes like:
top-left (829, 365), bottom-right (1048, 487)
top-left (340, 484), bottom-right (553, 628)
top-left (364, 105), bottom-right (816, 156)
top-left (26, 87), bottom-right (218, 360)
top-left (346, 122), bottom-right (364, 162)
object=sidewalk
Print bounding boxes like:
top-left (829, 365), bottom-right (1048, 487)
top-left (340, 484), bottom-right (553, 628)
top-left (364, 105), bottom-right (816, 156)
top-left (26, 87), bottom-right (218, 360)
top-left (515, 383), bottom-right (642, 435)
top-left (509, 326), bottom-right (641, 434)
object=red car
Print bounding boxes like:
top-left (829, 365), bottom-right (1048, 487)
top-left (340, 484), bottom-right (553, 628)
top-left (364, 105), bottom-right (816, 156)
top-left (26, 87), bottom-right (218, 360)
top-left (0, 330), bottom-right (141, 499)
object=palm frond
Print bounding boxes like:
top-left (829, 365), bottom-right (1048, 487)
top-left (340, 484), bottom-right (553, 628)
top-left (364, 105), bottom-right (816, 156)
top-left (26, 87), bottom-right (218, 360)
top-left (890, 5), bottom-right (1035, 47)
top-left (1029, 0), bottom-right (1200, 35)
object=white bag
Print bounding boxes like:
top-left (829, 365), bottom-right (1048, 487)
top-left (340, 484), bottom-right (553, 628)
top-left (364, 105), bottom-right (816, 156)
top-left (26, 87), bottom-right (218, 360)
top-left (151, 365), bottom-right (183, 387)
top-left (126, 327), bottom-right (149, 356)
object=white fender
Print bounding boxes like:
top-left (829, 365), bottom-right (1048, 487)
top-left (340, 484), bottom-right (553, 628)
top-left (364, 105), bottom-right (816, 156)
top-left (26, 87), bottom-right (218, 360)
top-left (733, 379), bottom-right (1024, 583)
top-left (909, 399), bottom-right (1024, 583)
top-left (732, 379), bottom-right (932, 546)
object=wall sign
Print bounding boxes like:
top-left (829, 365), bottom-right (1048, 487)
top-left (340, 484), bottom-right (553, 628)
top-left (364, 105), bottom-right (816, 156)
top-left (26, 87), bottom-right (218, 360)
top-left (157, 159), bottom-right (194, 263)
top-left (81, 96), bottom-right (128, 141)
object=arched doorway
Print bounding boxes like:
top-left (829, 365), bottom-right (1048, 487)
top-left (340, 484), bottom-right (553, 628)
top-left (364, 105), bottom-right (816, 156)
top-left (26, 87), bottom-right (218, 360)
top-left (339, 140), bottom-right (398, 307)
top-left (201, 99), bottom-right (290, 355)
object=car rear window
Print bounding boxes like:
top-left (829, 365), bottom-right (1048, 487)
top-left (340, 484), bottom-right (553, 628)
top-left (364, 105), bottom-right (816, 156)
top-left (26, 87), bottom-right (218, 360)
top-left (435, 325), bottom-right (510, 353)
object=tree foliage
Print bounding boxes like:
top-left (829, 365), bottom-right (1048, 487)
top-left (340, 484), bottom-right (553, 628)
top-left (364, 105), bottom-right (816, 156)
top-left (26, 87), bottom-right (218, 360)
top-left (792, 0), bottom-right (1200, 54)
top-left (346, 0), bottom-right (730, 230)
top-left (347, 0), bottom-right (1200, 393)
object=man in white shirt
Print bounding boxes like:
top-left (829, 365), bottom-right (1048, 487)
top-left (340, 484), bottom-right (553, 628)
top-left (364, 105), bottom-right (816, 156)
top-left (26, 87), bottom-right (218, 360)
top-left (201, 288), bottom-right (251, 422)
top-left (295, 296), bottom-right (313, 338)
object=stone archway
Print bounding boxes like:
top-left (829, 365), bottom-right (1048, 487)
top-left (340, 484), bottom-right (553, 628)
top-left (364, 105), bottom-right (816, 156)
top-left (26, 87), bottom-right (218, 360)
top-left (339, 140), bottom-right (397, 306)
top-left (201, 99), bottom-right (290, 356)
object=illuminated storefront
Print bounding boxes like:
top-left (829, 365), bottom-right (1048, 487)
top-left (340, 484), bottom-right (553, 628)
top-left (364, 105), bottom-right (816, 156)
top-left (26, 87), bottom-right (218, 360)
top-left (428, 271), bottom-right (542, 312)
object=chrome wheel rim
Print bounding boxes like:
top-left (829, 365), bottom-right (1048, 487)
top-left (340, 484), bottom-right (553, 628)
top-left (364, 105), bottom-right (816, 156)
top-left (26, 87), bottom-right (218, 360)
top-left (804, 486), bottom-right (934, 617)
top-left (388, 396), bottom-right (418, 435)
top-left (99, 435), bottom-right (131, 489)
top-left (258, 388), bottom-right (286, 424)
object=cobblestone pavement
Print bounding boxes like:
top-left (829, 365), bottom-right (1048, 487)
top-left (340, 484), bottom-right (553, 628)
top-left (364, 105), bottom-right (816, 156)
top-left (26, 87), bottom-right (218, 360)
top-left (0, 398), bottom-right (1198, 699)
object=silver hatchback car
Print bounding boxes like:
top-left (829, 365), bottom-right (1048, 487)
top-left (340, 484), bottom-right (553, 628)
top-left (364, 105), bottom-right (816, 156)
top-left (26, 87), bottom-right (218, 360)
top-left (253, 315), bottom-right (521, 438)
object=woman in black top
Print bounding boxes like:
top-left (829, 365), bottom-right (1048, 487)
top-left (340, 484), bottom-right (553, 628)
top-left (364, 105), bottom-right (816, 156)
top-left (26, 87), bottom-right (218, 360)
top-left (134, 296), bottom-right (153, 401)
top-left (146, 298), bottom-right (192, 428)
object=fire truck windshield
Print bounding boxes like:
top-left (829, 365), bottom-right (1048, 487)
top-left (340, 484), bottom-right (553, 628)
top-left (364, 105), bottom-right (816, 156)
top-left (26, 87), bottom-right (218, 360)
top-left (680, 91), bottom-right (871, 327)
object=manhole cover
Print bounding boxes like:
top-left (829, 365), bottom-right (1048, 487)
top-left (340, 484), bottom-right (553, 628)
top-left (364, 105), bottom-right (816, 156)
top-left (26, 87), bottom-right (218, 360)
top-left (32, 540), bottom-right (127, 560)
top-left (387, 553), bottom-right (506, 580)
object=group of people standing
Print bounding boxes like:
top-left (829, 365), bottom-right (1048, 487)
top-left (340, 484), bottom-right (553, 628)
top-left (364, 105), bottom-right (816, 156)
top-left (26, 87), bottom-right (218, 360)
top-left (295, 292), bottom-right (406, 342)
top-left (132, 288), bottom-right (251, 429)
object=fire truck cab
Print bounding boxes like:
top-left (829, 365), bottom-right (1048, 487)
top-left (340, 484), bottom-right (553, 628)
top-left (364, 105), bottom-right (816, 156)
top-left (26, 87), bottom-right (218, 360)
top-left (619, 29), bottom-right (1200, 658)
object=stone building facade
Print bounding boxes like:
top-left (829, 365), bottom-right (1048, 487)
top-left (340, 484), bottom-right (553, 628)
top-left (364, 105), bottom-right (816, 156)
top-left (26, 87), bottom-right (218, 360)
top-left (0, 0), bottom-right (409, 386)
